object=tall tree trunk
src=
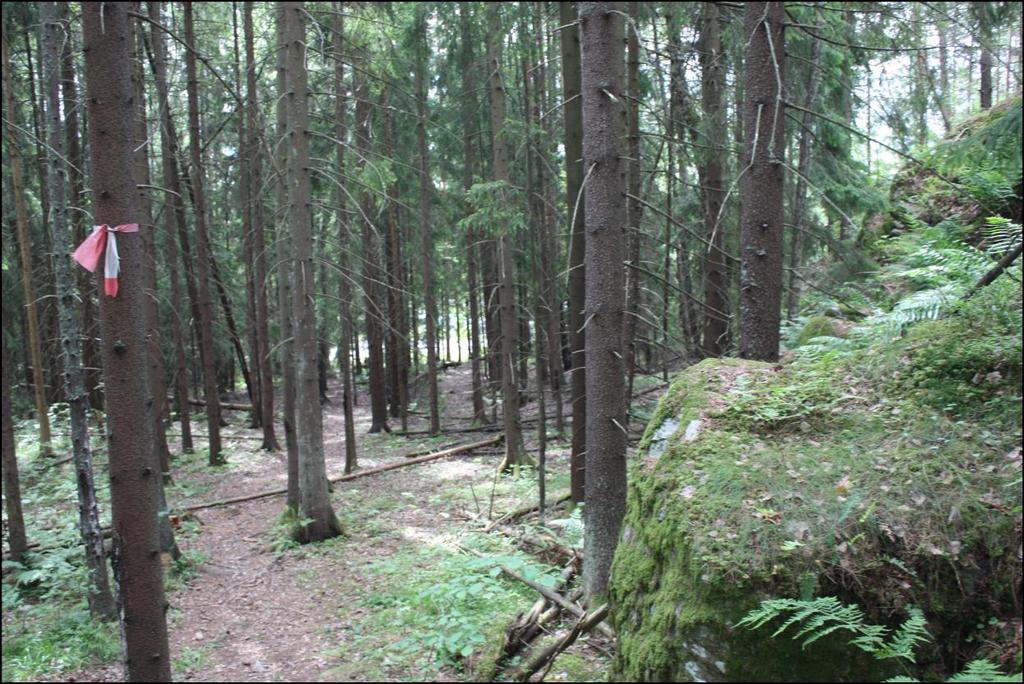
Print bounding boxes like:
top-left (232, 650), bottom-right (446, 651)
top-left (147, 0), bottom-right (193, 454)
top-left (1, 27), bottom-right (52, 458)
top-left (60, 8), bottom-right (102, 410)
top-left (488, 4), bottom-right (526, 471)
top-left (460, 4), bottom-right (487, 426)
top-left (275, 4), bottom-right (300, 511)
top-left (282, 1), bottom-right (342, 543)
top-left (738, 2), bottom-right (786, 362)
top-left (381, 88), bottom-right (407, 428)
top-left (785, 7), bottom-right (822, 321)
top-left (355, 75), bottom-right (389, 434)
top-left (82, 4), bottom-right (171, 677)
top-left (579, 0), bottom-right (627, 606)
top-left (184, 1), bottom-right (224, 464)
top-left (2, 274), bottom-right (29, 566)
top-left (622, 0), bottom-right (642, 417)
top-left (537, 9), bottom-right (564, 438)
top-left (40, 2), bottom-right (117, 618)
top-left (332, 1), bottom-right (358, 473)
top-left (245, 0), bottom-right (279, 451)
top-left (560, 1), bottom-right (586, 504)
top-left (129, 11), bottom-right (172, 481)
top-left (975, 2), bottom-right (993, 109)
top-left (235, 2), bottom-right (262, 430)
top-left (416, 7), bottom-right (441, 436)
top-left (700, 1), bottom-right (729, 356)
top-left (23, 19), bottom-right (63, 408)
top-left (129, 5), bottom-right (180, 561)
top-left (937, 15), bottom-right (952, 132)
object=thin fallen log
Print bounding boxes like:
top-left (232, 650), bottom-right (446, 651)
top-left (183, 397), bottom-right (252, 412)
top-left (166, 432), bottom-right (267, 442)
top-left (968, 242), bottom-right (1022, 295)
top-left (484, 492), bottom-right (572, 531)
top-left (502, 562), bottom-right (578, 660)
top-left (494, 563), bottom-right (615, 640)
top-left (182, 434), bottom-right (504, 512)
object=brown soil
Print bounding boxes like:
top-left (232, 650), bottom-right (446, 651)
top-left (65, 361), bottom-right (663, 682)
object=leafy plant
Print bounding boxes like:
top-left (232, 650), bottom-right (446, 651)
top-left (738, 597), bottom-right (1020, 682)
top-left (736, 597), bottom-right (929, 661)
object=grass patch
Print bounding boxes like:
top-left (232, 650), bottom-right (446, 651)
top-left (1, 606), bottom-right (120, 682)
top-left (173, 643), bottom-right (216, 676)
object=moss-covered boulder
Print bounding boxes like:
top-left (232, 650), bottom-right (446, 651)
top-left (795, 315), bottom-right (848, 347)
top-left (609, 355), bottom-right (1021, 682)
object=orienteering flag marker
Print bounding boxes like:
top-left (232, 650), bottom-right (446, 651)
top-left (71, 223), bottom-right (140, 298)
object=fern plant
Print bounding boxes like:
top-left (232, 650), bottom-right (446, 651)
top-left (980, 217), bottom-right (1022, 257)
top-left (738, 597), bottom-right (1021, 682)
top-left (735, 597), bottom-right (928, 661)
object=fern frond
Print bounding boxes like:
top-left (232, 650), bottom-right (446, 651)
top-left (738, 597), bottom-right (931, 663)
top-left (982, 217), bottom-right (1023, 257)
top-left (947, 659), bottom-right (1020, 683)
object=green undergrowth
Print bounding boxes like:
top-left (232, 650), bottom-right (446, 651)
top-left (1, 605), bottom-right (120, 682)
top-left (321, 531), bottom-right (557, 679)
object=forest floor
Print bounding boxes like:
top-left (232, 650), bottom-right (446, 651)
top-left (5, 361), bottom-right (667, 682)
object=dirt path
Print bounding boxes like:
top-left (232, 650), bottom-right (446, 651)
top-left (70, 363), bottom-right (659, 682)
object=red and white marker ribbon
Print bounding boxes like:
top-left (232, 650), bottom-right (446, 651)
top-left (71, 223), bottom-right (139, 298)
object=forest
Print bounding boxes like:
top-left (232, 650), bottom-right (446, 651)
top-left (1, 1), bottom-right (1021, 682)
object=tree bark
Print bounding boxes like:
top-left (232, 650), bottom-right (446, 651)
top-left (354, 68), bottom-right (389, 434)
top-left (59, 7), bottom-right (102, 411)
top-left (975, 2), bottom-right (993, 109)
top-left (560, 1), bottom-right (586, 504)
top-left (40, 2), bottom-right (118, 618)
top-left (738, 1), bottom-right (785, 362)
top-left (235, 3), bottom-right (261, 431)
top-left (2, 291), bottom-right (29, 565)
top-left (488, 4), bottom-right (526, 471)
top-left (460, 4), bottom-right (488, 426)
top-left (282, 1), bottom-right (342, 543)
top-left (129, 12), bottom-right (173, 481)
top-left (275, 3), bottom-right (300, 511)
top-left (146, 0), bottom-right (193, 454)
top-left (579, 0), bottom-right (627, 605)
top-left (82, 3), bottom-right (171, 677)
top-left (184, 1), bottom-right (224, 464)
top-left (1, 26), bottom-right (53, 458)
top-left (332, 1), bottom-right (358, 474)
top-left (416, 7), bottom-right (441, 436)
top-left (381, 88), bottom-right (408, 430)
top-left (245, 0), bottom-right (279, 451)
top-left (622, 0), bottom-right (642, 415)
top-left (700, 1), bottom-right (730, 356)
top-left (785, 7), bottom-right (823, 321)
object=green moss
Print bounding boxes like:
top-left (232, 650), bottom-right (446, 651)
top-left (546, 652), bottom-right (606, 682)
top-left (796, 315), bottom-right (845, 346)
top-left (610, 357), bottom-right (1022, 681)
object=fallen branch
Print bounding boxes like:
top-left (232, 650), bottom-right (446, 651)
top-left (633, 381), bottom-right (669, 398)
top-left (485, 492), bottom-right (572, 531)
top-left (179, 397), bottom-right (253, 412)
top-left (496, 563), bottom-right (615, 640)
top-left (514, 603), bottom-right (610, 682)
top-left (498, 562), bottom-right (578, 667)
top-left (968, 242), bottom-right (1022, 295)
top-left (182, 434), bottom-right (504, 513)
